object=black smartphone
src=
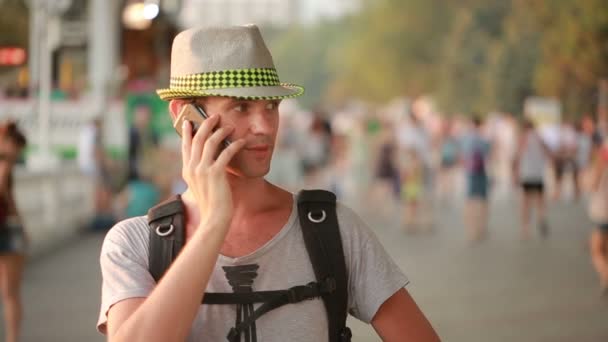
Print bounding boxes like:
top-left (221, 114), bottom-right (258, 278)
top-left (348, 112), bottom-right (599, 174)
top-left (174, 103), bottom-right (231, 149)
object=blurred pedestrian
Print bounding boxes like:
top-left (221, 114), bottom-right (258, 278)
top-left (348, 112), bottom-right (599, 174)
top-left (373, 135), bottom-right (400, 207)
top-left (300, 111), bottom-right (332, 186)
top-left (77, 117), bottom-right (114, 230)
top-left (575, 119), bottom-right (593, 193)
top-left (436, 118), bottom-right (460, 205)
top-left (128, 104), bottom-right (159, 180)
top-left (462, 117), bottom-right (491, 242)
top-left (396, 111), bottom-right (435, 227)
top-left (553, 120), bottom-right (579, 200)
top-left (400, 148), bottom-right (425, 232)
top-left (0, 121), bottom-right (27, 342)
top-left (513, 119), bottom-right (553, 240)
top-left (588, 140), bottom-right (608, 295)
top-left (113, 156), bottom-right (161, 220)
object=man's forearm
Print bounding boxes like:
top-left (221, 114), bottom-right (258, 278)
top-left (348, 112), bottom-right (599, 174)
top-left (111, 220), bottom-right (228, 342)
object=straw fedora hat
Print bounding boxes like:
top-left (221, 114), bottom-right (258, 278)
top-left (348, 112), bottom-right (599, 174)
top-left (156, 24), bottom-right (304, 101)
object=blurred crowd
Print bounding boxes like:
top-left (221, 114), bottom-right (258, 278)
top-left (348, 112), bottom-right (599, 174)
top-left (69, 96), bottom-right (608, 294)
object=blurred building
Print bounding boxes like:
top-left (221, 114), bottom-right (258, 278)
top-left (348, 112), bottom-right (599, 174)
top-left (178, 0), bottom-right (363, 28)
top-left (299, 0), bottom-right (363, 25)
top-left (179, 0), bottom-right (298, 28)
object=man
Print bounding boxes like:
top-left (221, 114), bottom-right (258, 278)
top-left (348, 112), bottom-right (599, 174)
top-left (128, 104), bottom-right (159, 181)
top-left (462, 117), bottom-right (491, 242)
top-left (97, 25), bottom-right (439, 341)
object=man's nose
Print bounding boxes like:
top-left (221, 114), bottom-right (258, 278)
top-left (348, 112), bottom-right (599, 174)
top-left (249, 111), bottom-right (273, 135)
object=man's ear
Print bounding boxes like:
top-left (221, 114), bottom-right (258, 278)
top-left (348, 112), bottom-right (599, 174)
top-left (168, 100), bottom-right (182, 122)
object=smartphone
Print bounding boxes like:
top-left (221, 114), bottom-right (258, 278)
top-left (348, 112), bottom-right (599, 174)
top-left (174, 103), bottom-right (231, 149)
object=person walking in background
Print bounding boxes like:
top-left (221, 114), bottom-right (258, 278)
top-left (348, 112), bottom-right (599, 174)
top-left (553, 120), bottom-right (580, 200)
top-left (575, 118), bottom-right (594, 193)
top-left (462, 117), bottom-right (491, 242)
top-left (77, 118), bottom-right (114, 230)
top-left (436, 118), bottom-right (460, 206)
top-left (588, 140), bottom-right (608, 295)
top-left (0, 121), bottom-right (27, 342)
top-left (128, 104), bottom-right (159, 180)
top-left (373, 134), bottom-right (401, 213)
top-left (400, 148), bottom-right (425, 232)
top-left (396, 111), bottom-right (435, 228)
top-left (513, 119), bottom-right (553, 240)
top-left (113, 156), bottom-right (161, 220)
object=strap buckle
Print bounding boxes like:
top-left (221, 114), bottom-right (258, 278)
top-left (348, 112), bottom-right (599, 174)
top-left (339, 327), bottom-right (352, 342)
top-left (287, 282), bottom-right (319, 303)
top-left (287, 286), bottom-right (307, 303)
top-left (307, 210), bottom-right (327, 223)
top-left (226, 327), bottom-right (239, 342)
top-left (320, 277), bottom-right (336, 294)
top-left (155, 224), bottom-right (175, 237)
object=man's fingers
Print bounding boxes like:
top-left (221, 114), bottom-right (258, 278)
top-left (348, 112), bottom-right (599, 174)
top-left (201, 126), bottom-right (234, 166)
top-left (215, 139), bottom-right (247, 167)
top-left (181, 120), bottom-right (192, 167)
top-left (190, 115), bottom-right (219, 166)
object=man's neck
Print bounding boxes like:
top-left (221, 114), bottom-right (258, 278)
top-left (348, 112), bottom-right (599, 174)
top-left (180, 175), bottom-right (277, 232)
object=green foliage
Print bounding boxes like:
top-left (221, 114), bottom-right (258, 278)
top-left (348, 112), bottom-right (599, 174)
top-left (0, 0), bottom-right (28, 47)
top-left (269, 0), bottom-right (608, 118)
top-left (0, 0), bottom-right (29, 77)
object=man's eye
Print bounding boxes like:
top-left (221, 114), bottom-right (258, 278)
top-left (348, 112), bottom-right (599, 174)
top-left (234, 104), bottom-right (246, 112)
top-left (266, 102), bottom-right (278, 110)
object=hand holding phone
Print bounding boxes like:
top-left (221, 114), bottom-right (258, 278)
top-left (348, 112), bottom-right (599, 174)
top-left (179, 108), bottom-right (246, 229)
top-left (174, 103), bottom-right (231, 149)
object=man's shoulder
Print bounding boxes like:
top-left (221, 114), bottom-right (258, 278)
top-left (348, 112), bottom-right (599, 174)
top-left (332, 201), bottom-right (375, 243)
top-left (102, 216), bottom-right (150, 251)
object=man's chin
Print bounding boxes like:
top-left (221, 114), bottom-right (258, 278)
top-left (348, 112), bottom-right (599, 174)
top-left (226, 165), bottom-right (270, 179)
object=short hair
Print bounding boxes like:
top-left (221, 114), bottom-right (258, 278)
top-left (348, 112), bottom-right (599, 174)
top-left (472, 115), bottom-right (482, 127)
top-left (1, 121), bottom-right (26, 148)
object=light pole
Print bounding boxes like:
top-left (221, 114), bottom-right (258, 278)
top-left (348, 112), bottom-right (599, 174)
top-left (26, 0), bottom-right (71, 170)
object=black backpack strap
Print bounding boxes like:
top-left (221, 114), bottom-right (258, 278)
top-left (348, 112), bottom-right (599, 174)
top-left (148, 195), bottom-right (186, 282)
top-left (223, 279), bottom-right (335, 342)
top-left (297, 190), bottom-right (351, 342)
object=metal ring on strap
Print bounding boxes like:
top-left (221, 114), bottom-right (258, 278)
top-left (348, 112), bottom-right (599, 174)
top-left (155, 224), bottom-right (175, 237)
top-left (307, 210), bottom-right (326, 223)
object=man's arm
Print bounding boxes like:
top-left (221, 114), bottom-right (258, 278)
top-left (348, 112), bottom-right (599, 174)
top-left (105, 117), bottom-right (247, 342)
top-left (107, 219), bottom-right (232, 342)
top-left (371, 288), bottom-right (440, 341)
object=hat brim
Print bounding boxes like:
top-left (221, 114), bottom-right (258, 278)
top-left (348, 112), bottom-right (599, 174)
top-left (156, 83), bottom-right (304, 101)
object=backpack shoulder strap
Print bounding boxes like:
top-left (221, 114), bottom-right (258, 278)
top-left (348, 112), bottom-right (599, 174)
top-left (147, 195), bottom-right (186, 283)
top-left (296, 190), bottom-right (351, 342)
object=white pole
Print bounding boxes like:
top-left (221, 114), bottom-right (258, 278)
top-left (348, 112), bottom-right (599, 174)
top-left (88, 0), bottom-right (112, 115)
top-left (28, 0), bottom-right (40, 99)
top-left (38, 4), bottom-right (50, 157)
top-left (27, 0), bottom-right (61, 170)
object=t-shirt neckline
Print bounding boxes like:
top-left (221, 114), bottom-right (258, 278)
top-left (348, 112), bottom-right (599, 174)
top-left (217, 194), bottom-right (297, 264)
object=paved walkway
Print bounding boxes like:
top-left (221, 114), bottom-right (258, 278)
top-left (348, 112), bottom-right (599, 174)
top-left (2, 195), bottom-right (608, 341)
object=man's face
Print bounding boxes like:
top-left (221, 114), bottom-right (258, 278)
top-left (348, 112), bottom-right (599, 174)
top-left (193, 96), bottom-right (281, 178)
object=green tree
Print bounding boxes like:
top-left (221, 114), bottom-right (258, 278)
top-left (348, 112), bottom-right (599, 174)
top-left (435, 1), bottom-right (510, 114)
top-left (533, 0), bottom-right (608, 116)
top-left (0, 0), bottom-right (29, 77)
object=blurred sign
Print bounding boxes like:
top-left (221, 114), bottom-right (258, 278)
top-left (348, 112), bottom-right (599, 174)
top-left (524, 96), bottom-right (562, 150)
top-left (524, 97), bottom-right (561, 126)
top-left (0, 47), bottom-right (27, 66)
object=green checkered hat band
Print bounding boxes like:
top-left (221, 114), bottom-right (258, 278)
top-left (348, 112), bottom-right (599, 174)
top-left (169, 68), bottom-right (280, 90)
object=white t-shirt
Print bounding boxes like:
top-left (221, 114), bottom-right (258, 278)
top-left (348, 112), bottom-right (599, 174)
top-left (519, 132), bottom-right (547, 182)
top-left (97, 199), bottom-right (408, 341)
top-left (77, 123), bottom-right (99, 177)
top-left (396, 123), bottom-right (431, 166)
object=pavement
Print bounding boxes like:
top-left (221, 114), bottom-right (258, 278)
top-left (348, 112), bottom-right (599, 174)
top-left (2, 193), bottom-right (608, 341)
